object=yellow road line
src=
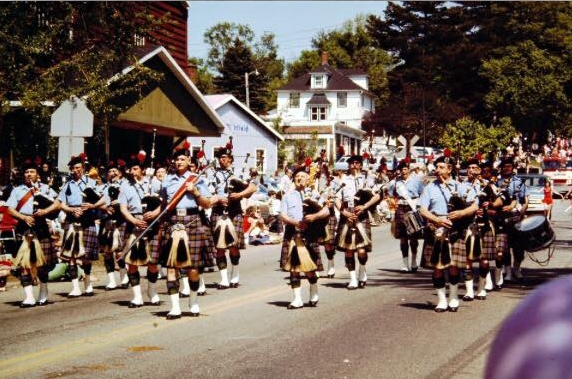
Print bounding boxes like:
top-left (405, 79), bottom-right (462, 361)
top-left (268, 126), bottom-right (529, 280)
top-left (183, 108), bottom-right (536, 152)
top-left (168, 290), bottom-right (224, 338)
top-left (0, 284), bottom-right (288, 376)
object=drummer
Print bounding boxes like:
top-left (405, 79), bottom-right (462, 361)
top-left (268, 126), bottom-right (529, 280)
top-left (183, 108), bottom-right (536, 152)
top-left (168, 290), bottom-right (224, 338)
top-left (387, 160), bottom-right (425, 272)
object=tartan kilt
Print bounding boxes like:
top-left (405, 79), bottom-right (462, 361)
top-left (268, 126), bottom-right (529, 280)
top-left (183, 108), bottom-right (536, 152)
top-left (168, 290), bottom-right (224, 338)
top-left (210, 212), bottom-right (246, 250)
top-left (421, 229), bottom-right (467, 268)
top-left (280, 225), bottom-right (321, 271)
top-left (393, 204), bottom-right (413, 239)
top-left (160, 215), bottom-right (215, 269)
top-left (62, 222), bottom-right (99, 261)
top-left (99, 221), bottom-right (127, 254)
top-left (495, 232), bottom-right (509, 258)
top-left (13, 236), bottom-right (56, 268)
top-left (334, 214), bottom-right (372, 253)
top-left (122, 219), bottom-right (161, 265)
top-left (321, 213), bottom-right (338, 245)
top-left (480, 228), bottom-right (496, 261)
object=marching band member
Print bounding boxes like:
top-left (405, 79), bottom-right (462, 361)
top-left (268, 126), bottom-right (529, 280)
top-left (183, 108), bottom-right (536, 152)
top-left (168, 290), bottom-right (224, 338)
top-left (320, 171), bottom-right (343, 278)
top-left (496, 157), bottom-right (528, 282)
top-left (209, 142), bottom-right (256, 289)
top-left (460, 158), bottom-right (492, 301)
top-left (280, 166), bottom-right (329, 309)
top-left (56, 155), bottom-right (106, 298)
top-left (160, 147), bottom-right (213, 319)
top-left (478, 160), bottom-right (506, 291)
top-left (418, 154), bottom-right (479, 312)
top-left (334, 155), bottom-right (380, 290)
top-left (387, 160), bottom-right (425, 272)
top-left (118, 156), bottom-right (162, 308)
top-left (7, 160), bottom-right (60, 307)
top-left (98, 159), bottom-right (129, 290)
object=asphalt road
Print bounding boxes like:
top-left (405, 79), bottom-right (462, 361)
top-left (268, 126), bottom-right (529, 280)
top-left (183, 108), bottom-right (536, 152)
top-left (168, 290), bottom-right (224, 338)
top-left (1, 201), bottom-right (572, 379)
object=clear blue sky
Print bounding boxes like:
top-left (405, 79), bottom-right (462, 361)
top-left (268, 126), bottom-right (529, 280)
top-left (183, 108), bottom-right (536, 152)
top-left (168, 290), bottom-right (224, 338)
top-left (187, 1), bottom-right (387, 63)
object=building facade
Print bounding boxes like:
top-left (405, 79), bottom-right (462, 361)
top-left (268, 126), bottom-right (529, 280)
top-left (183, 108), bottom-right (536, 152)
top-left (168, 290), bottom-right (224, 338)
top-left (190, 94), bottom-right (283, 178)
top-left (273, 52), bottom-right (376, 163)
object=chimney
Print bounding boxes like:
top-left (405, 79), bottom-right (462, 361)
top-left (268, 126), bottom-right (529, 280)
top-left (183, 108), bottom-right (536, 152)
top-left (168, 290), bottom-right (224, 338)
top-left (321, 51), bottom-right (329, 66)
top-left (187, 63), bottom-right (198, 84)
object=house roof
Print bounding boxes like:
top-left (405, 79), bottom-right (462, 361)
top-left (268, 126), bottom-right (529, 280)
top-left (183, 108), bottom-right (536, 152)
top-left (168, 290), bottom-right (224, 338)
top-left (114, 45), bottom-right (226, 137)
top-left (278, 63), bottom-right (370, 94)
top-left (306, 93), bottom-right (331, 105)
top-left (204, 94), bottom-right (284, 141)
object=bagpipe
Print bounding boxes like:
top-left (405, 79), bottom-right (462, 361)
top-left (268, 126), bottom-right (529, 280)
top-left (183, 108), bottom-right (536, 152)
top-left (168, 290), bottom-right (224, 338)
top-left (33, 192), bottom-right (59, 220)
top-left (98, 184), bottom-right (124, 255)
top-left (212, 174), bottom-right (248, 250)
top-left (60, 186), bottom-right (100, 260)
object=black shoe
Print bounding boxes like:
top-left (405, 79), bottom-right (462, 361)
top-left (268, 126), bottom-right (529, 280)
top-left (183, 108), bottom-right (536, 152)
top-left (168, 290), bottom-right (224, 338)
top-left (84, 291), bottom-right (94, 297)
top-left (475, 295), bottom-right (487, 300)
top-left (128, 302), bottom-right (142, 308)
top-left (462, 295), bottom-right (474, 302)
top-left (37, 300), bottom-right (48, 306)
top-left (20, 302), bottom-right (36, 308)
top-left (197, 291), bottom-right (206, 296)
top-left (67, 293), bottom-right (81, 298)
top-left (493, 285), bottom-right (502, 291)
top-left (229, 282), bottom-right (239, 288)
top-left (104, 286), bottom-right (117, 291)
top-left (434, 307), bottom-right (447, 313)
top-left (308, 300), bottom-right (318, 307)
top-left (347, 284), bottom-right (358, 290)
top-left (166, 313), bottom-right (181, 320)
top-left (448, 306), bottom-right (459, 312)
top-left (287, 303), bottom-right (303, 310)
top-left (217, 284), bottom-right (229, 290)
top-left (150, 301), bottom-right (161, 306)
top-left (190, 312), bottom-right (200, 317)
top-left (179, 292), bottom-right (190, 298)
top-left (410, 267), bottom-right (419, 273)
top-left (358, 281), bottom-right (367, 288)
top-left (119, 283), bottom-right (129, 289)
top-left (327, 274), bottom-right (335, 279)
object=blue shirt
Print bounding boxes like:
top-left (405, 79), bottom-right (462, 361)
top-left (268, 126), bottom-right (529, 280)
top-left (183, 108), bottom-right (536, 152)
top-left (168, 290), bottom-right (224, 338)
top-left (57, 176), bottom-right (98, 206)
top-left (119, 177), bottom-right (161, 214)
top-left (388, 175), bottom-right (425, 199)
top-left (161, 171), bottom-right (210, 210)
top-left (6, 183), bottom-right (57, 216)
top-left (496, 175), bottom-right (528, 204)
top-left (281, 189), bottom-right (304, 221)
top-left (419, 178), bottom-right (478, 217)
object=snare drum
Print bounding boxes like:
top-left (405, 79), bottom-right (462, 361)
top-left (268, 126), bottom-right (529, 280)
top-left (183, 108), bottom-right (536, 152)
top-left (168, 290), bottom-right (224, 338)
top-left (512, 215), bottom-right (555, 252)
top-left (404, 210), bottom-right (425, 238)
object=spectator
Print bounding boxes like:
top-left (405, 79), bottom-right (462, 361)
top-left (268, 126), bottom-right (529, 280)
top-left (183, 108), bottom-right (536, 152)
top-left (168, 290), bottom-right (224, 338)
top-left (278, 167), bottom-right (293, 195)
top-left (266, 190), bottom-right (282, 233)
top-left (543, 179), bottom-right (554, 220)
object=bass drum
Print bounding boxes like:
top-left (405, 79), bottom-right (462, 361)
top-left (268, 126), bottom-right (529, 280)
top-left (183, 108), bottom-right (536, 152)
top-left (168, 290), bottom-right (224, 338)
top-left (512, 215), bottom-right (555, 252)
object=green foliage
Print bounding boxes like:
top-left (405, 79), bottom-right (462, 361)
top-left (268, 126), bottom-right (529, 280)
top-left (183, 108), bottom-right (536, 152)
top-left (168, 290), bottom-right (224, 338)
top-left (203, 22), bottom-right (284, 113)
top-left (440, 116), bottom-right (518, 160)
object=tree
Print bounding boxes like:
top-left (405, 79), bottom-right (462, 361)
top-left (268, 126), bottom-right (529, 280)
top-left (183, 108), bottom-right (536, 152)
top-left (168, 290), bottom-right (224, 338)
top-left (0, 2), bottom-right (165, 164)
top-left (440, 116), bottom-right (518, 161)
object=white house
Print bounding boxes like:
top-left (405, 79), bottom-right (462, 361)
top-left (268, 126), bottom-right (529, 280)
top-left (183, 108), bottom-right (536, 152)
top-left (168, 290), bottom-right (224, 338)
top-left (186, 94), bottom-right (284, 178)
top-left (272, 52), bottom-right (376, 162)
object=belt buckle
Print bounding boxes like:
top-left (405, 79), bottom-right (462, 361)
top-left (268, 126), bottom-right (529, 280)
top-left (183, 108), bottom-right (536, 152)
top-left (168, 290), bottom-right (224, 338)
top-left (176, 208), bottom-right (186, 217)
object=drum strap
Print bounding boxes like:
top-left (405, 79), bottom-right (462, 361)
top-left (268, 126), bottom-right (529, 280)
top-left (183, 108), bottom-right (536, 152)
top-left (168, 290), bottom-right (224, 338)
top-left (396, 182), bottom-right (417, 209)
top-left (16, 188), bottom-right (35, 212)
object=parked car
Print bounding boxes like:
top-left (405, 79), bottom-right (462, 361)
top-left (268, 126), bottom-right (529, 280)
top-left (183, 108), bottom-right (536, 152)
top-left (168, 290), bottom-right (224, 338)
top-left (517, 174), bottom-right (563, 214)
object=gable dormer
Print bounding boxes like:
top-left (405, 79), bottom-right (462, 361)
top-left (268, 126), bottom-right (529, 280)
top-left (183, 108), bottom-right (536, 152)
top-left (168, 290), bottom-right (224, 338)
top-left (310, 51), bottom-right (331, 89)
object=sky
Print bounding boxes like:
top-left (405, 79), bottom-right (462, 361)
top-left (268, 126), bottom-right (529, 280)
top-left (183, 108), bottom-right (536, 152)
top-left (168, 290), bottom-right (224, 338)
top-left (187, 1), bottom-right (388, 63)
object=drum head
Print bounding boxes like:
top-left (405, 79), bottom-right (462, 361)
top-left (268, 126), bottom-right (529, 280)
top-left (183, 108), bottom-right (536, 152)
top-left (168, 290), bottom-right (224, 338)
top-left (514, 215), bottom-right (546, 232)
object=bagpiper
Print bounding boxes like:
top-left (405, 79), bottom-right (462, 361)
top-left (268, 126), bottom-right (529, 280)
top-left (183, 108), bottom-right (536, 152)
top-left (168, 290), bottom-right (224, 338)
top-left (209, 139), bottom-right (257, 289)
top-left (56, 154), bottom-right (106, 298)
top-left (6, 159), bottom-right (60, 307)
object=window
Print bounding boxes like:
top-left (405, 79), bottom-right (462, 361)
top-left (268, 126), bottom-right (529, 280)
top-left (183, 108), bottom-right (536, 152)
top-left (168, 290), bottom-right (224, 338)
top-left (256, 149), bottom-right (265, 173)
top-left (314, 75), bottom-right (323, 88)
top-left (337, 93), bottom-right (347, 108)
top-left (289, 93), bottom-right (300, 108)
top-left (310, 106), bottom-right (327, 121)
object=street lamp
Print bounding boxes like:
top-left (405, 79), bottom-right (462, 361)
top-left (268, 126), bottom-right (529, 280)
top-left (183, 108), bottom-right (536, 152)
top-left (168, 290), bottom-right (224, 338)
top-left (245, 69), bottom-right (259, 108)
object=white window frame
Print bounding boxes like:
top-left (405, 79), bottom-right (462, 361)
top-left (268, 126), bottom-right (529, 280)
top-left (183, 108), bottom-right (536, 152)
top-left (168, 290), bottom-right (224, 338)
top-left (313, 75), bottom-right (324, 89)
top-left (310, 106), bottom-right (327, 121)
top-left (289, 92), bottom-right (300, 108)
top-left (337, 92), bottom-right (347, 108)
top-left (255, 149), bottom-right (266, 173)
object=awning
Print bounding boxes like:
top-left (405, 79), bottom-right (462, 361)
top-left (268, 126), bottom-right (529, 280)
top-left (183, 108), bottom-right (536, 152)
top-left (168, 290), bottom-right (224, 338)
top-left (306, 93), bottom-right (331, 105)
